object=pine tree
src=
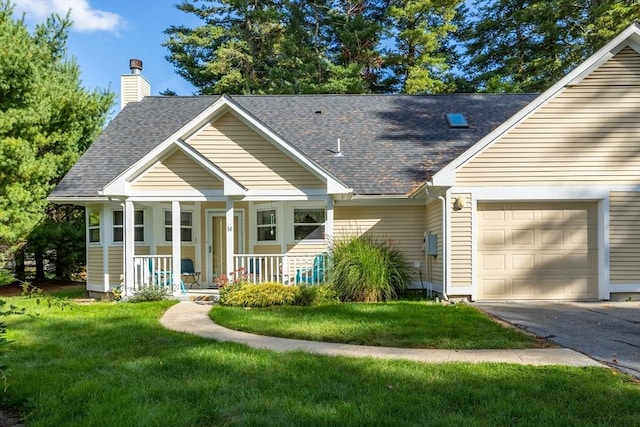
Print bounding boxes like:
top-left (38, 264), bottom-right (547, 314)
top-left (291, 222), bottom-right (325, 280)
top-left (385, 0), bottom-right (461, 94)
top-left (0, 1), bottom-right (114, 248)
top-left (164, 0), bottom-right (285, 94)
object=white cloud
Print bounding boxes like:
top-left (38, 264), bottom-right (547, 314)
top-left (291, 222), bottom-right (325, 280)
top-left (13, 0), bottom-right (124, 33)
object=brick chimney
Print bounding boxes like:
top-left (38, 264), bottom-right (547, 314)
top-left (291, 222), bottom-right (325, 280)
top-left (120, 58), bottom-right (150, 110)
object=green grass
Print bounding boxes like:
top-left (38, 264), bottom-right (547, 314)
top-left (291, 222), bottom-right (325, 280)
top-left (2, 296), bottom-right (639, 426)
top-left (210, 302), bottom-right (540, 349)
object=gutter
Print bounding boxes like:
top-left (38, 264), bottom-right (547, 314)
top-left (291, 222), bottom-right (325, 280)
top-left (425, 187), bottom-right (448, 300)
top-left (437, 195), bottom-right (449, 300)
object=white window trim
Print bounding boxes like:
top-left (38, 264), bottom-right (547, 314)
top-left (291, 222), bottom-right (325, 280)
top-left (290, 204), bottom-right (326, 243)
top-left (163, 208), bottom-right (195, 245)
top-left (256, 207), bottom-right (279, 244)
top-left (110, 208), bottom-right (147, 245)
top-left (87, 208), bottom-right (102, 246)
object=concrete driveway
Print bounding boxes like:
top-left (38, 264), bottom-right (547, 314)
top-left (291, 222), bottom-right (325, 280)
top-left (475, 301), bottom-right (640, 378)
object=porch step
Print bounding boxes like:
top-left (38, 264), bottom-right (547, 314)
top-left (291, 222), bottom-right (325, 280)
top-left (171, 288), bottom-right (220, 302)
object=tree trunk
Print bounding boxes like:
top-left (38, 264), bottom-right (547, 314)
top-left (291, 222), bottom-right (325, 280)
top-left (14, 248), bottom-right (25, 281)
top-left (35, 250), bottom-right (45, 281)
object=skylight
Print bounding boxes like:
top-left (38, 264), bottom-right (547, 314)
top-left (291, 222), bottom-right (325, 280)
top-left (446, 113), bottom-right (469, 128)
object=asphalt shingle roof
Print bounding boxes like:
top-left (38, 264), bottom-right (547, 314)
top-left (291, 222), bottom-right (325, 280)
top-left (51, 93), bottom-right (537, 198)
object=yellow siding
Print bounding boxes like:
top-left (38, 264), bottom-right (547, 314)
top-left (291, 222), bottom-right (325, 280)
top-left (157, 245), bottom-right (195, 262)
top-left (120, 75), bottom-right (150, 107)
top-left (121, 76), bottom-right (138, 106)
top-left (334, 205), bottom-right (425, 270)
top-left (287, 242), bottom-right (328, 255)
top-left (189, 112), bottom-right (325, 190)
top-left (108, 247), bottom-right (123, 286)
top-left (457, 47), bottom-right (640, 186)
top-left (450, 194), bottom-right (472, 288)
top-left (610, 191), bottom-right (640, 283)
top-left (580, 47), bottom-right (640, 86)
top-left (254, 245), bottom-right (281, 255)
top-left (425, 199), bottom-right (443, 285)
top-left (132, 149), bottom-right (223, 191)
top-left (87, 247), bottom-right (103, 286)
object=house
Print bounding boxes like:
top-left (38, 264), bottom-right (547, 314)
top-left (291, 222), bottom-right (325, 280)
top-left (49, 25), bottom-right (640, 301)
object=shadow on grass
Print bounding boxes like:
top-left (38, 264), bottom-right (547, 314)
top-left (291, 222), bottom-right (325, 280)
top-left (3, 300), bottom-right (640, 426)
top-left (210, 302), bottom-right (540, 349)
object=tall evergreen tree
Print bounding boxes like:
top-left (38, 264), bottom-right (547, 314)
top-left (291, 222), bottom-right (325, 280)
top-left (327, 0), bottom-right (390, 92)
top-left (0, 1), bottom-right (113, 248)
top-left (385, 0), bottom-right (461, 93)
top-left (458, 0), bottom-right (640, 93)
top-left (164, 0), bottom-right (285, 94)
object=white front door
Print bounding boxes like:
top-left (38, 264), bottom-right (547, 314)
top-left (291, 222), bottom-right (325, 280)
top-left (205, 210), bottom-right (244, 285)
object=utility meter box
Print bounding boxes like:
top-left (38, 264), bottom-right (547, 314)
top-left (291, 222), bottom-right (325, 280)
top-left (426, 234), bottom-right (438, 256)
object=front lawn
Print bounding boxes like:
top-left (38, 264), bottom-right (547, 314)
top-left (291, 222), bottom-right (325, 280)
top-left (2, 295), bottom-right (639, 426)
top-left (210, 301), bottom-right (539, 349)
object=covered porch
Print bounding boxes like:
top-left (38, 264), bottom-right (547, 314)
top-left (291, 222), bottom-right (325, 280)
top-left (120, 197), bottom-right (333, 296)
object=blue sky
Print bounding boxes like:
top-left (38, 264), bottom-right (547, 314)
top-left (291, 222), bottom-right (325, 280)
top-left (13, 0), bottom-right (199, 108)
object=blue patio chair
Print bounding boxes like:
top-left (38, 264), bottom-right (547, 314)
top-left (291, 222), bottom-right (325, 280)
top-left (149, 258), bottom-right (186, 294)
top-left (181, 258), bottom-right (201, 289)
top-left (295, 253), bottom-right (326, 285)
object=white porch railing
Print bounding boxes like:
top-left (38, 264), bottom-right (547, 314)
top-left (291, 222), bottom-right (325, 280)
top-left (232, 254), bottom-right (327, 285)
top-left (133, 255), bottom-right (182, 295)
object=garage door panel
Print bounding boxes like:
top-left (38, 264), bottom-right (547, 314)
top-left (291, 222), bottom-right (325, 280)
top-left (481, 279), bottom-right (507, 296)
top-left (512, 229), bottom-right (535, 245)
top-left (512, 209), bottom-right (534, 220)
top-left (512, 254), bottom-right (535, 270)
top-left (480, 229), bottom-right (506, 246)
top-left (511, 279), bottom-right (536, 296)
top-left (481, 254), bottom-right (506, 271)
top-left (478, 202), bottom-right (597, 300)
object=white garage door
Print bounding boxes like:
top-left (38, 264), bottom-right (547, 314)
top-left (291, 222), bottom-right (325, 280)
top-left (478, 202), bottom-right (598, 300)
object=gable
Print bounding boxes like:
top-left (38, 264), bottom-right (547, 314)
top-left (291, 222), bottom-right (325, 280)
top-left (131, 148), bottom-right (223, 191)
top-left (455, 47), bottom-right (640, 187)
top-left (188, 112), bottom-right (326, 191)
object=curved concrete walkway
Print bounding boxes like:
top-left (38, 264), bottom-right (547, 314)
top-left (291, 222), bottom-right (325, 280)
top-left (160, 301), bottom-right (603, 367)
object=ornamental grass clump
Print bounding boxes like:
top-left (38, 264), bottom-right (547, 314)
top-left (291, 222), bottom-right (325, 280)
top-left (329, 235), bottom-right (410, 302)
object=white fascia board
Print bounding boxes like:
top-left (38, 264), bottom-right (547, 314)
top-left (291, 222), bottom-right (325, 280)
top-left (47, 196), bottom-right (110, 204)
top-left (454, 185), bottom-right (640, 201)
top-left (336, 197), bottom-right (425, 207)
top-left (432, 24), bottom-right (640, 185)
top-left (126, 189), bottom-right (225, 198)
top-left (243, 189), bottom-right (331, 201)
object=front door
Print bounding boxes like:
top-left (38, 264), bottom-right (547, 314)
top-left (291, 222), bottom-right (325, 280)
top-left (206, 210), bottom-right (243, 285)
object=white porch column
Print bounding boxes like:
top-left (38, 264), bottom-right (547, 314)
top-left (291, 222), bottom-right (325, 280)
top-left (123, 200), bottom-right (135, 295)
top-left (325, 196), bottom-right (334, 250)
top-left (226, 197), bottom-right (234, 276)
top-left (171, 200), bottom-right (182, 290)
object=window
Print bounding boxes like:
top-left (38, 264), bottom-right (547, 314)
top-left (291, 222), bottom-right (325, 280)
top-left (165, 211), bottom-right (193, 242)
top-left (257, 209), bottom-right (276, 241)
top-left (88, 210), bottom-right (100, 243)
top-left (294, 209), bottom-right (325, 240)
top-left (113, 210), bottom-right (145, 242)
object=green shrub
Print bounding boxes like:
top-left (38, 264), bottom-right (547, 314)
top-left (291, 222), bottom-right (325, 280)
top-left (329, 234), bottom-right (410, 302)
top-left (129, 286), bottom-right (168, 302)
top-left (219, 282), bottom-right (299, 307)
top-left (0, 269), bottom-right (14, 286)
top-left (294, 284), bottom-right (338, 306)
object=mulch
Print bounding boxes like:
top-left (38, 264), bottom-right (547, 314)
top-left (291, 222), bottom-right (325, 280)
top-left (0, 280), bottom-right (85, 297)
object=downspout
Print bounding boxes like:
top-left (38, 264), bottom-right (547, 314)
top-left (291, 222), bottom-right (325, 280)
top-left (437, 196), bottom-right (449, 300)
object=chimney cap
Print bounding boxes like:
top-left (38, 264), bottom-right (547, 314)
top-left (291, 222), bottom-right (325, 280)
top-left (129, 58), bottom-right (143, 74)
